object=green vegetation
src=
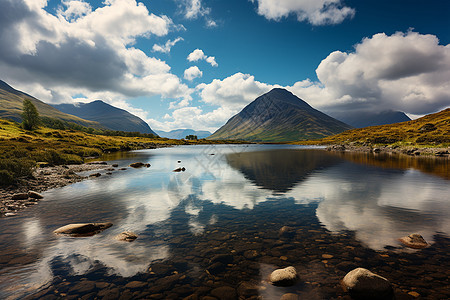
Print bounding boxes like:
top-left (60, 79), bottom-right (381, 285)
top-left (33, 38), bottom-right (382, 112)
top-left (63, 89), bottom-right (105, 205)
top-left (0, 118), bottom-right (242, 186)
top-left (185, 135), bottom-right (198, 140)
top-left (294, 108), bottom-right (450, 148)
top-left (21, 99), bottom-right (40, 130)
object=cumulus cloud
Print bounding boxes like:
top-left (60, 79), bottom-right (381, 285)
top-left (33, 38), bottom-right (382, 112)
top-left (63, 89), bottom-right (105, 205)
top-left (184, 66), bottom-right (203, 81)
top-left (0, 0), bottom-right (191, 104)
top-left (251, 0), bottom-right (355, 25)
top-left (194, 31), bottom-right (450, 130)
top-left (152, 37), bottom-right (183, 53)
top-left (187, 49), bottom-right (218, 67)
top-left (176, 0), bottom-right (217, 27)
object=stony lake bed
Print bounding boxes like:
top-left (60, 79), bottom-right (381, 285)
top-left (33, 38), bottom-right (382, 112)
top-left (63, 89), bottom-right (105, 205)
top-left (0, 145), bottom-right (449, 300)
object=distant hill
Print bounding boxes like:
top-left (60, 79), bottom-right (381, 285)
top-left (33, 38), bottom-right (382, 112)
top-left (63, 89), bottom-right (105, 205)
top-left (156, 129), bottom-right (211, 139)
top-left (308, 108), bottom-right (450, 146)
top-left (52, 100), bottom-right (156, 135)
top-left (330, 110), bottom-right (411, 128)
top-left (0, 80), bottom-right (101, 128)
top-left (208, 88), bottom-right (352, 142)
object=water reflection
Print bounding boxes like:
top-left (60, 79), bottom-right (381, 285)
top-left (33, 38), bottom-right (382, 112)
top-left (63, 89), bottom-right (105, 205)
top-left (0, 145), bottom-right (448, 299)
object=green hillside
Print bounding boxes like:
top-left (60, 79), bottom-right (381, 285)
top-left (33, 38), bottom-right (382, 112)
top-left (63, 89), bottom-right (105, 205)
top-left (0, 80), bottom-right (102, 129)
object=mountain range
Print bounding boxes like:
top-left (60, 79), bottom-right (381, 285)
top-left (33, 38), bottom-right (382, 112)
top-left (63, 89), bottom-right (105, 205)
top-left (52, 101), bottom-right (156, 135)
top-left (208, 88), bottom-right (353, 142)
top-left (0, 80), bottom-right (100, 129)
top-left (156, 129), bottom-right (211, 139)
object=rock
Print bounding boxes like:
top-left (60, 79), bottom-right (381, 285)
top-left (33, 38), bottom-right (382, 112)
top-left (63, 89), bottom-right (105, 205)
top-left (341, 268), bottom-right (393, 300)
top-left (210, 254), bottom-right (234, 264)
top-left (28, 191), bottom-right (44, 199)
top-left (69, 280), bottom-right (96, 293)
top-left (373, 148), bottom-right (381, 153)
top-left (399, 233), bottom-right (429, 249)
top-left (279, 226), bottom-right (295, 238)
top-left (89, 173), bottom-right (101, 177)
top-left (125, 281), bottom-right (147, 289)
top-left (120, 168), bottom-right (127, 170)
top-left (269, 266), bottom-right (298, 286)
top-left (115, 231), bottom-right (138, 242)
top-left (145, 163), bottom-right (151, 167)
top-left (173, 167), bottom-right (186, 172)
top-left (130, 162), bottom-right (145, 168)
top-left (237, 281), bottom-right (258, 298)
top-left (54, 222), bottom-right (113, 236)
top-left (177, 160), bottom-right (181, 163)
top-left (280, 293), bottom-right (300, 300)
top-left (112, 164), bottom-right (119, 167)
top-left (210, 286), bottom-right (237, 300)
top-left (11, 193), bottom-right (29, 200)
top-left (322, 254), bottom-right (333, 259)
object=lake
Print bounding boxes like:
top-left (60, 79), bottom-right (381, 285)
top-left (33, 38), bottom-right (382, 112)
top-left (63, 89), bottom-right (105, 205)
top-left (0, 145), bottom-right (449, 299)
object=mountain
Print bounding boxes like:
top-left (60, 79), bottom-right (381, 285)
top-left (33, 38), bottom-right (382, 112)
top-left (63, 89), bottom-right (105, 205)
top-left (208, 88), bottom-right (352, 142)
top-left (313, 108), bottom-right (450, 146)
top-left (330, 110), bottom-right (411, 128)
top-left (156, 129), bottom-right (212, 139)
top-left (0, 80), bottom-right (101, 128)
top-left (52, 101), bottom-right (156, 135)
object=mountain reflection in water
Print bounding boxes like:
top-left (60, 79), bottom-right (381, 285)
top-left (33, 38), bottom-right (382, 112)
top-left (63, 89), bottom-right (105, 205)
top-left (0, 145), bottom-right (448, 299)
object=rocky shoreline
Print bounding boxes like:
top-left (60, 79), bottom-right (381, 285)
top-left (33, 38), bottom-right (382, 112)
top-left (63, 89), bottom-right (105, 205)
top-left (0, 162), bottom-right (113, 217)
top-left (326, 144), bottom-right (450, 157)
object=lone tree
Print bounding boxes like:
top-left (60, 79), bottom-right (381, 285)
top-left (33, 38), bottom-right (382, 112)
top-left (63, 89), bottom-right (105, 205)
top-left (22, 99), bottom-right (40, 130)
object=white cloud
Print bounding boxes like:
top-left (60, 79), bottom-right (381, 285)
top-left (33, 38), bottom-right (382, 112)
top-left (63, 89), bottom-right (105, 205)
top-left (251, 0), bottom-right (355, 25)
top-left (0, 0), bottom-right (191, 105)
top-left (184, 66), bottom-right (203, 81)
top-left (187, 49), bottom-right (218, 67)
top-left (152, 37), bottom-right (183, 53)
top-left (183, 0), bottom-right (209, 19)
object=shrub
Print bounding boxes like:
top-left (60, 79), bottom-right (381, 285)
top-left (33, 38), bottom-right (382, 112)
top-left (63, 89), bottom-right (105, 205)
top-left (0, 170), bottom-right (14, 186)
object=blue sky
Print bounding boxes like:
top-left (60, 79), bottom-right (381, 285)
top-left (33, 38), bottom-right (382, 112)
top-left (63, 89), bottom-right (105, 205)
top-left (0, 0), bottom-right (449, 131)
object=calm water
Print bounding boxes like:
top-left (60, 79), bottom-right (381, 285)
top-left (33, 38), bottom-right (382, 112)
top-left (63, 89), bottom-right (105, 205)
top-left (0, 145), bottom-right (449, 299)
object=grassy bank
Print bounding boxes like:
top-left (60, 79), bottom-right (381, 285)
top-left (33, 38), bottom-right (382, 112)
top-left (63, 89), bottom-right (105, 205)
top-left (292, 108), bottom-right (450, 149)
top-left (0, 118), bottom-right (238, 186)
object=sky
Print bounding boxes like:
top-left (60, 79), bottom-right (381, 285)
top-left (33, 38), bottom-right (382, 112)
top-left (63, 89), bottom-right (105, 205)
top-left (0, 0), bottom-right (449, 132)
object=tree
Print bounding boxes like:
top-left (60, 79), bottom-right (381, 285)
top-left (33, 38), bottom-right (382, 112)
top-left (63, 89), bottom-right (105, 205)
top-left (22, 99), bottom-right (40, 130)
top-left (185, 135), bottom-right (198, 140)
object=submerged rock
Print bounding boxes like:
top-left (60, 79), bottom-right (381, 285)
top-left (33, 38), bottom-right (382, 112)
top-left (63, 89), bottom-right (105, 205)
top-left (115, 231), bottom-right (138, 242)
top-left (130, 162), bottom-right (145, 168)
top-left (269, 266), bottom-right (298, 286)
top-left (341, 268), bottom-right (393, 300)
top-left (399, 233), bottom-right (429, 249)
top-left (54, 222), bottom-right (113, 237)
top-left (11, 193), bottom-right (29, 200)
top-left (28, 191), bottom-right (43, 199)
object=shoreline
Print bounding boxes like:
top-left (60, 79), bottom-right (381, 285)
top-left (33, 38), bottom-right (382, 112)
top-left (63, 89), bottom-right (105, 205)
top-left (0, 162), bottom-right (114, 217)
top-left (325, 144), bottom-right (450, 157)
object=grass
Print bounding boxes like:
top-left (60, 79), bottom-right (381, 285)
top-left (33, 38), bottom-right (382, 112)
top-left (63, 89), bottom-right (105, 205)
top-left (292, 108), bottom-right (450, 148)
top-left (0, 118), bottom-right (240, 186)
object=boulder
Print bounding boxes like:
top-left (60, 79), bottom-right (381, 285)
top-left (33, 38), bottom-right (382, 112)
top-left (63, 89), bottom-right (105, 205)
top-left (28, 191), bottom-right (43, 199)
top-left (173, 167), bottom-right (186, 172)
top-left (281, 293), bottom-right (300, 300)
top-left (341, 268), bottom-right (393, 300)
top-left (11, 193), bottom-right (29, 200)
top-left (112, 164), bottom-right (119, 167)
top-left (130, 162), bottom-right (145, 168)
top-left (269, 266), bottom-right (298, 286)
top-left (115, 231), bottom-right (138, 242)
top-left (54, 222), bottom-right (113, 237)
top-left (279, 226), bottom-right (295, 238)
top-left (399, 233), bottom-right (429, 249)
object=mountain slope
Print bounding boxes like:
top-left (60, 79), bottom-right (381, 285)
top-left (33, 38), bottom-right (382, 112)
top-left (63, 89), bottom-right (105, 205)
top-left (156, 129), bottom-right (211, 139)
top-left (208, 88), bottom-right (352, 142)
top-left (331, 110), bottom-right (411, 128)
top-left (307, 108), bottom-right (450, 146)
top-left (0, 80), bottom-right (101, 128)
top-left (52, 101), bottom-right (156, 135)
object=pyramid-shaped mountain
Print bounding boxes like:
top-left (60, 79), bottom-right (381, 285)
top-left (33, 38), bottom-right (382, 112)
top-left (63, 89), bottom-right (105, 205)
top-left (208, 88), bottom-right (352, 142)
top-left (52, 100), bottom-right (156, 135)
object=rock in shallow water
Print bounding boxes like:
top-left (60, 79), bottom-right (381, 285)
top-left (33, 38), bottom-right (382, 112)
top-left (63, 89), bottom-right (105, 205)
top-left (341, 267), bottom-right (393, 300)
top-left (269, 266), bottom-right (298, 286)
top-left (28, 191), bottom-right (43, 199)
top-left (115, 231), bottom-right (138, 242)
top-left (53, 222), bottom-right (113, 237)
top-left (399, 233), bottom-right (429, 249)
